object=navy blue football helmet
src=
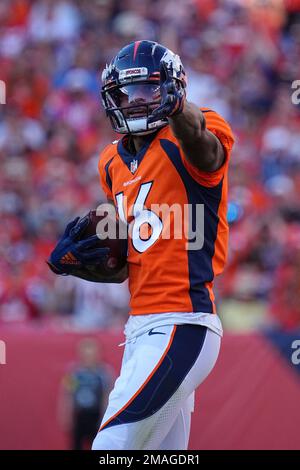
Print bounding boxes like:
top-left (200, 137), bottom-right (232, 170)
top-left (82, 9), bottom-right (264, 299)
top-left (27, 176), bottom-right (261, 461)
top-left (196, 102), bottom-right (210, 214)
top-left (101, 40), bottom-right (186, 135)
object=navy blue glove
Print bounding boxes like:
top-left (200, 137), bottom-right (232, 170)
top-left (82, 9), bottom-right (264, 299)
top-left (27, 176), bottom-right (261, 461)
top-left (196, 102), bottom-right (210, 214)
top-left (148, 60), bottom-right (185, 124)
top-left (47, 217), bottom-right (109, 275)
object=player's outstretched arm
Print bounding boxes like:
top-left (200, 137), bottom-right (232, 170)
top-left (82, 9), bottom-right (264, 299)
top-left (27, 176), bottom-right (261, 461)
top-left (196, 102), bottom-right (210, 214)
top-left (169, 102), bottom-right (225, 172)
top-left (148, 59), bottom-right (225, 172)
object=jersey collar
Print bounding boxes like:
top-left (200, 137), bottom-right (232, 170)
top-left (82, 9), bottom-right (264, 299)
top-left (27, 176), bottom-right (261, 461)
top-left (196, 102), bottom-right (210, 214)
top-left (117, 130), bottom-right (159, 174)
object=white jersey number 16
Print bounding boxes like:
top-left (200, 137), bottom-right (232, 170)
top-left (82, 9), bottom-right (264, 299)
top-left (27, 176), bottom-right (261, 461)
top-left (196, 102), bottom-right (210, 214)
top-left (116, 182), bottom-right (163, 253)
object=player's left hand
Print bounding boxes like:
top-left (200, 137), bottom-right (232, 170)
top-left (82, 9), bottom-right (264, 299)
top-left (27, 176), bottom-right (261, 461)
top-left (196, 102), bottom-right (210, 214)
top-left (148, 60), bottom-right (185, 123)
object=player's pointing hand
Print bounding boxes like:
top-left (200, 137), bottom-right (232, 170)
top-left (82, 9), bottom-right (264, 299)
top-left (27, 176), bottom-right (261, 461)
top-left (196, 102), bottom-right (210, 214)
top-left (148, 60), bottom-right (186, 123)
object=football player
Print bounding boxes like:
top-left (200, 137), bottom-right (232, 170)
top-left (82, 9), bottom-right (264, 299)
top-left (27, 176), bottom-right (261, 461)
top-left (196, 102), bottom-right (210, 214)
top-left (93, 40), bottom-right (234, 450)
top-left (49, 40), bottom-right (235, 450)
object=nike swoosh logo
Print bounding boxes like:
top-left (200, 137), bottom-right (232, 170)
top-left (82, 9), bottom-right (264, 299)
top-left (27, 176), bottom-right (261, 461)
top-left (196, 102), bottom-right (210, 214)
top-left (148, 328), bottom-right (166, 336)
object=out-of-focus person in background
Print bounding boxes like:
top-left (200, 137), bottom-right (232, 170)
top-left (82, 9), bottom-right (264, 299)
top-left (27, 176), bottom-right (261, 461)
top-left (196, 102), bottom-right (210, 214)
top-left (58, 338), bottom-right (114, 450)
top-left (53, 276), bottom-right (130, 330)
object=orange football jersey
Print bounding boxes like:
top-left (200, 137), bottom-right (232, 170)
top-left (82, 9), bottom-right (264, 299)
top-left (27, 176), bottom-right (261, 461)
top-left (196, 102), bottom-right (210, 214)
top-left (98, 109), bottom-right (234, 315)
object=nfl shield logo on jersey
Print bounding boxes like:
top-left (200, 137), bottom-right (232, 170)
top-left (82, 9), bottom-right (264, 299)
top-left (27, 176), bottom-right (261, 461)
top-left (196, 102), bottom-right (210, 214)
top-left (130, 159), bottom-right (138, 174)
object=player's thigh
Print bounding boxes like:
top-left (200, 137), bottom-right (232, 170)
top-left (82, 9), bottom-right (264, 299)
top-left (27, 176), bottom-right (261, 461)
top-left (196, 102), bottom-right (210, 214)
top-left (98, 325), bottom-right (177, 429)
top-left (93, 387), bottom-right (192, 450)
top-left (154, 329), bottom-right (220, 450)
top-left (93, 325), bottom-right (177, 449)
top-left (92, 325), bottom-right (220, 450)
top-left (142, 325), bottom-right (220, 451)
top-left (182, 327), bottom-right (220, 395)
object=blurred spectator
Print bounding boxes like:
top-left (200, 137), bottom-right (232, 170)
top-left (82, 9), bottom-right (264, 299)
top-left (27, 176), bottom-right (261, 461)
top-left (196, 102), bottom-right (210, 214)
top-left (53, 276), bottom-right (130, 329)
top-left (0, 0), bottom-right (300, 330)
top-left (28, 0), bottom-right (80, 43)
top-left (58, 337), bottom-right (114, 450)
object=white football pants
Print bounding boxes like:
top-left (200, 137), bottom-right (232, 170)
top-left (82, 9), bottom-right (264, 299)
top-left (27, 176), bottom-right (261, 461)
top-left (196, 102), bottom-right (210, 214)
top-left (92, 324), bottom-right (221, 450)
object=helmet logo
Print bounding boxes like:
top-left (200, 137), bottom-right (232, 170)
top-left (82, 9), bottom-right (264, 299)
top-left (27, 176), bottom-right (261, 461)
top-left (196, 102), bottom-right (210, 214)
top-left (102, 62), bottom-right (115, 82)
top-left (161, 50), bottom-right (184, 77)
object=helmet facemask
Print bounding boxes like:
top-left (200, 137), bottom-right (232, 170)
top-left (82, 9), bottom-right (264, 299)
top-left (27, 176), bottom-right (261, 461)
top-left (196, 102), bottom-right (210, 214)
top-left (102, 82), bottom-right (166, 135)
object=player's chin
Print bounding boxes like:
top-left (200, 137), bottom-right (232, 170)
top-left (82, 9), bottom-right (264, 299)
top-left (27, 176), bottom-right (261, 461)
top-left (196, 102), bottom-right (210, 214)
top-left (127, 108), bottom-right (148, 118)
top-left (126, 104), bottom-right (159, 119)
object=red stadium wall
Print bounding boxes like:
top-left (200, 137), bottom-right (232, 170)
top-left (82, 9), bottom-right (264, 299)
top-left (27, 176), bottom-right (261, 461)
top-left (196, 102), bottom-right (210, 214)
top-left (0, 325), bottom-right (299, 450)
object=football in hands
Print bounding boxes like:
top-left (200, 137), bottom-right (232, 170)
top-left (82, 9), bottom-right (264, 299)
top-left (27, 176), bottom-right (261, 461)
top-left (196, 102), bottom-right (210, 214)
top-left (76, 209), bottom-right (128, 283)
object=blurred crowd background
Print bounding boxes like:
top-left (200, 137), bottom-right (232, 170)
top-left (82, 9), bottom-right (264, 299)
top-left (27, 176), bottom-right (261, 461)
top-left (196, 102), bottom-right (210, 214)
top-left (0, 0), bottom-right (300, 331)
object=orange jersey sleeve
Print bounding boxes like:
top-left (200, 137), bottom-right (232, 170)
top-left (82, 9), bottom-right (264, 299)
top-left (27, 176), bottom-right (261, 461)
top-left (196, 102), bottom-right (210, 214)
top-left (181, 108), bottom-right (235, 188)
top-left (98, 143), bottom-right (117, 200)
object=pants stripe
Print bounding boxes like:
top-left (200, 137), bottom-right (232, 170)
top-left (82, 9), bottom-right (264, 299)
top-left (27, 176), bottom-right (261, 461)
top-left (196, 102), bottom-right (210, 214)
top-left (99, 325), bottom-right (177, 432)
